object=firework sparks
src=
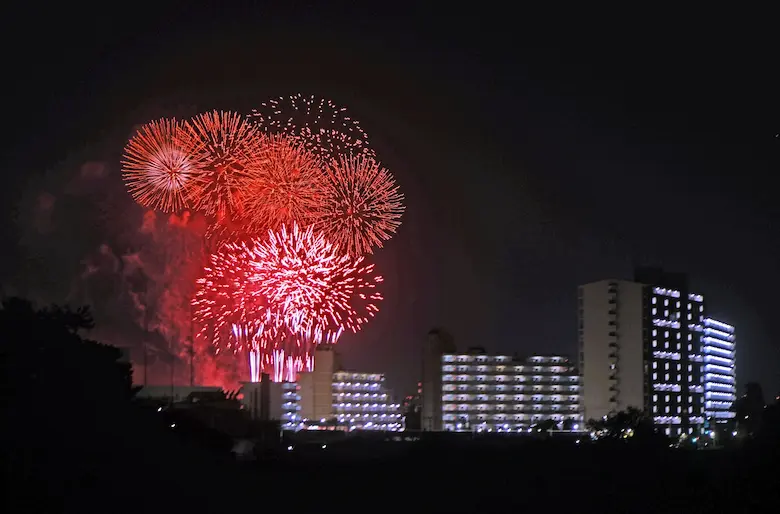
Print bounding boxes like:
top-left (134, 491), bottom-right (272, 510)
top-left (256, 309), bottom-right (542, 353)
top-left (121, 118), bottom-right (197, 212)
top-left (242, 134), bottom-right (326, 234)
top-left (250, 222), bottom-right (383, 345)
top-left (249, 93), bottom-right (374, 164)
top-left (180, 111), bottom-right (265, 221)
top-left (192, 243), bottom-right (269, 381)
top-left (314, 154), bottom-right (405, 256)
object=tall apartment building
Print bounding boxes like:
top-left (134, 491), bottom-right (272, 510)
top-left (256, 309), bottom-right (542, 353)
top-left (422, 341), bottom-right (583, 432)
top-left (579, 268), bottom-right (736, 436)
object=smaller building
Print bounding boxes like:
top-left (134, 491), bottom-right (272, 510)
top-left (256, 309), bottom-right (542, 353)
top-left (439, 352), bottom-right (583, 432)
top-left (331, 371), bottom-right (403, 431)
top-left (279, 347), bottom-right (403, 432)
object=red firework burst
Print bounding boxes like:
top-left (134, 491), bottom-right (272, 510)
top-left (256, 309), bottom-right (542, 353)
top-left (241, 134), bottom-right (326, 234)
top-left (179, 110), bottom-right (264, 221)
top-left (313, 154), bottom-right (405, 256)
top-left (191, 244), bottom-right (267, 354)
top-left (249, 94), bottom-right (374, 164)
top-left (121, 118), bottom-right (197, 212)
top-left (249, 222), bottom-right (383, 344)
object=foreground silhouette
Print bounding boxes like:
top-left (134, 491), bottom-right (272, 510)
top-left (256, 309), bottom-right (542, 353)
top-left (3, 297), bottom-right (779, 513)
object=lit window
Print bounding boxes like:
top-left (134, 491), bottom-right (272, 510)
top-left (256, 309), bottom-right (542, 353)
top-left (687, 314), bottom-right (692, 320)
top-left (665, 406), bottom-right (670, 413)
top-left (653, 329), bottom-right (657, 336)
top-left (688, 303), bottom-right (692, 310)
top-left (688, 375), bottom-right (692, 382)
top-left (677, 395), bottom-right (681, 402)
top-left (664, 299), bottom-right (669, 306)
top-left (652, 340), bottom-right (657, 348)
top-left (688, 396), bottom-right (692, 403)
top-left (688, 344), bottom-right (692, 351)
top-left (677, 406), bottom-right (681, 414)
top-left (652, 308), bottom-right (657, 315)
top-left (688, 334), bottom-right (692, 341)
top-left (676, 333), bottom-right (681, 339)
top-left (665, 395), bottom-right (670, 402)
top-left (699, 305), bottom-right (703, 312)
top-left (664, 362), bottom-right (669, 370)
top-left (653, 405), bottom-right (658, 413)
top-left (665, 373), bottom-right (670, 381)
top-left (665, 331), bottom-right (669, 338)
top-left (688, 365), bottom-right (692, 372)
top-left (676, 301), bottom-right (680, 308)
top-left (652, 298), bottom-right (657, 305)
top-left (664, 310), bottom-right (669, 317)
top-left (653, 362), bottom-right (657, 369)
top-left (676, 343), bottom-right (681, 351)
top-left (653, 394), bottom-right (658, 402)
top-left (677, 374), bottom-right (681, 381)
top-left (653, 373), bottom-right (658, 380)
top-left (676, 364), bottom-right (681, 371)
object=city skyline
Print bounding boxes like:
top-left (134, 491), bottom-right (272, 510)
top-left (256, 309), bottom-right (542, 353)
top-left (1, 6), bottom-right (777, 398)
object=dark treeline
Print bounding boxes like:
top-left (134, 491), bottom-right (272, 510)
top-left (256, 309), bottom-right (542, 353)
top-left (2, 297), bottom-right (780, 512)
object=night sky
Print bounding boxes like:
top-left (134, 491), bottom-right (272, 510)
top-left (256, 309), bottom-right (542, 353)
top-left (2, 5), bottom-right (778, 398)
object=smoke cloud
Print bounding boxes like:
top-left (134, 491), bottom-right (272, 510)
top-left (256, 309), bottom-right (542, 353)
top-left (8, 159), bottom-right (237, 388)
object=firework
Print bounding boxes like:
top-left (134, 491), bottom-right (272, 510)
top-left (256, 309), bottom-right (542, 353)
top-left (180, 111), bottom-right (265, 221)
top-left (241, 134), bottom-right (326, 234)
top-left (313, 154), bottom-right (405, 256)
top-left (250, 223), bottom-right (384, 345)
top-left (121, 118), bottom-right (197, 212)
top-left (249, 94), bottom-right (374, 164)
top-left (192, 243), bottom-right (268, 381)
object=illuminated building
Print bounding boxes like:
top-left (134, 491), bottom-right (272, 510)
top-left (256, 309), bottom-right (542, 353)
top-left (421, 340), bottom-right (583, 432)
top-left (579, 268), bottom-right (737, 436)
top-left (702, 318), bottom-right (737, 422)
top-left (280, 346), bottom-right (403, 432)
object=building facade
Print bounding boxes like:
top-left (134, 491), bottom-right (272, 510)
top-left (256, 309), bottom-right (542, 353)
top-left (702, 318), bottom-right (737, 422)
top-left (579, 269), bottom-right (736, 436)
top-left (280, 346), bottom-right (403, 432)
top-left (422, 344), bottom-right (583, 432)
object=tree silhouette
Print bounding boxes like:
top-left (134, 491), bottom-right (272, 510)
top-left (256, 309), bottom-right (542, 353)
top-left (0, 297), bottom-right (135, 416)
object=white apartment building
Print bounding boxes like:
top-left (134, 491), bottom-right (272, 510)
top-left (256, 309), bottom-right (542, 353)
top-left (437, 353), bottom-right (583, 432)
top-left (279, 347), bottom-right (403, 432)
top-left (579, 269), bottom-right (737, 436)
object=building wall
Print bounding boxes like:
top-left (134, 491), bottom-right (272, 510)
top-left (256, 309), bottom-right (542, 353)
top-left (580, 280), bottom-right (646, 422)
top-left (298, 347), bottom-right (338, 422)
top-left (422, 329), bottom-right (456, 431)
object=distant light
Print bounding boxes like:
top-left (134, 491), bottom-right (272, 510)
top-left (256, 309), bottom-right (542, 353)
top-left (170, 423), bottom-right (176, 428)
top-left (321, 444), bottom-right (327, 449)
top-left (575, 439), bottom-right (581, 445)
top-left (287, 445), bottom-right (293, 451)
top-left (573, 424), bottom-right (579, 430)
top-left (157, 407), bottom-right (162, 412)
top-left (732, 431), bottom-right (737, 437)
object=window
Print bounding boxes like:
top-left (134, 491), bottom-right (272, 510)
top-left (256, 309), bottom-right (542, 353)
top-left (652, 297), bottom-right (657, 304)
top-left (653, 394), bottom-right (658, 402)
top-left (665, 395), bottom-right (670, 402)
top-left (653, 362), bottom-right (657, 369)
top-left (664, 299), bottom-right (669, 306)
top-left (688, 375), bottom-right (693, 382)
top-left (677, 374), bottom-right (682, 381)
top-left (665, 373), bottom-right (670, 381)
top-left (653, 373), bottom-right (658, 380)
top-left (665, 331), bottom-right (670, 338)
top-left (687, 344), bottom-right (692, 351)
top-left (688, 334), bottom-right (692, 341)
top-left (664, 362), bottom-right (669, 370)
top-left (653, 329), bottom-right (658, 336)
top-left (652, 308), bottom-right (657, 315)
top-left (652, 340), bottom-right (658, 348)
top-left (688, 365), bottom-right (692, 372)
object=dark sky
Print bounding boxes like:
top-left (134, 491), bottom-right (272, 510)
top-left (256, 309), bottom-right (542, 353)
top-left (3, 5), bottom-right (778, 398)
